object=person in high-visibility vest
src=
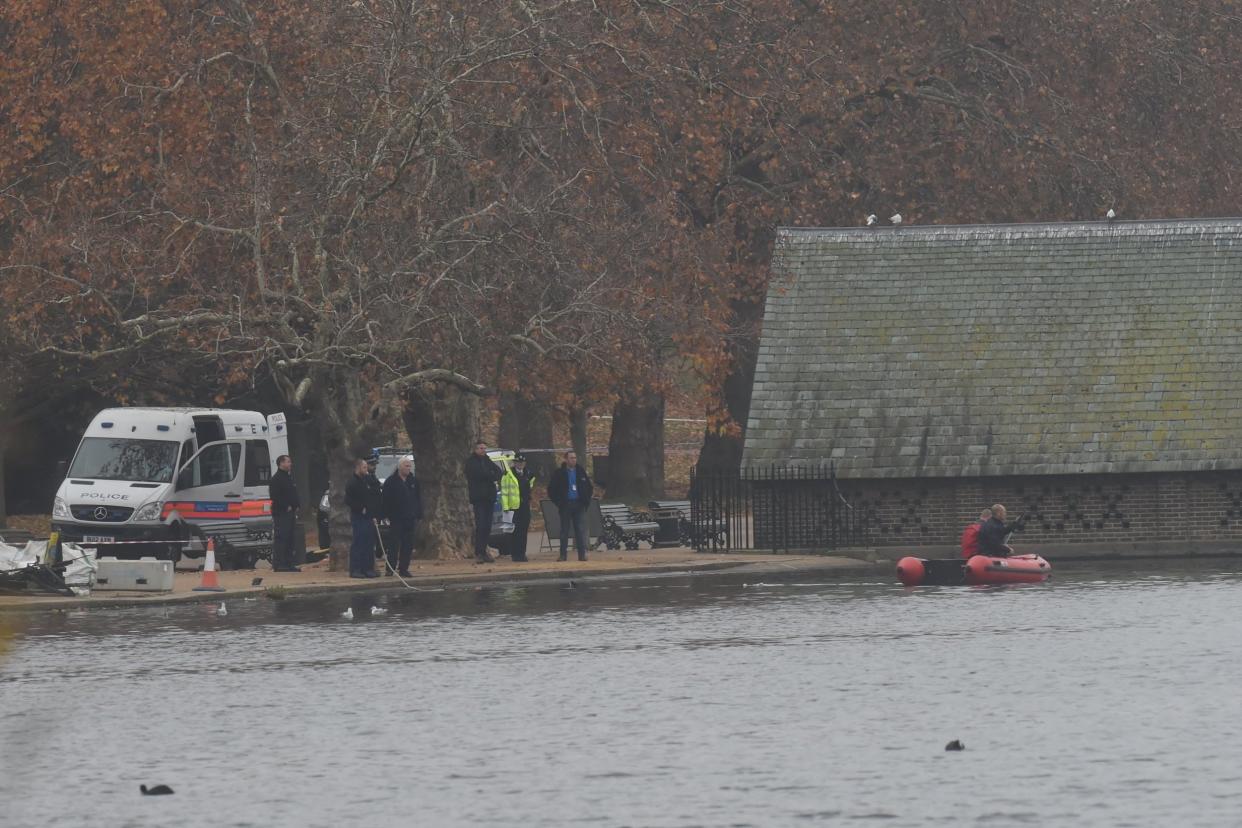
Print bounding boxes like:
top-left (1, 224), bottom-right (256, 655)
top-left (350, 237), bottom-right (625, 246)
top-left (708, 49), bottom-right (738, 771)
top-left (507, 454), bottom-right (537, 562)
top-left (495, 457), bottom-right (521, 558)
top-left (500, 461), bottom-right (521, 512)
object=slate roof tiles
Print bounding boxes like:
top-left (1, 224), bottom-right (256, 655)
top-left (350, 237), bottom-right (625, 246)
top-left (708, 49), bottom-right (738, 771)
top-left (742, 219), bottom-right (1242, 477)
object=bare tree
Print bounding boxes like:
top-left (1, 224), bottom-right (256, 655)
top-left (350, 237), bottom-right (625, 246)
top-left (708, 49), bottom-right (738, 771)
top-left (3, 1), bottom-right (660, 561)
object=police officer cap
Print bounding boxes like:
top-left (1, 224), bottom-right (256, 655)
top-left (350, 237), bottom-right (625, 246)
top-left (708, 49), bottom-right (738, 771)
top-left (514, 453), bottom-right (527, 462)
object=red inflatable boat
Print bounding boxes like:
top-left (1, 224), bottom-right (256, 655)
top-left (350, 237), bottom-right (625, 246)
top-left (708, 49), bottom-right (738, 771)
top-left (896, 554), bottom-right (1051, 587)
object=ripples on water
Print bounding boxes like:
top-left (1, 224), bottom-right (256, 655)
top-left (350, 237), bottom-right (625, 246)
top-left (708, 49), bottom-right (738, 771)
top-left (2, 562), bottom-right (1241, 827)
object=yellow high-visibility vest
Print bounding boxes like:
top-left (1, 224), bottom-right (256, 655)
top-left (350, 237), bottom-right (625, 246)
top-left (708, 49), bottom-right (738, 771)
top-left (500, 466), bottom-right (520, 510)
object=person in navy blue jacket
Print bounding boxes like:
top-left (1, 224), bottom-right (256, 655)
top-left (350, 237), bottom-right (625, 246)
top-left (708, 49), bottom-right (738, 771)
top-left (344, 458), bottom-right (381, 578)
top-left (547, 451), bottom-right (594, 562)
top-left (381, 456), bottom-right (423, 576)
top-left (977, 504), bottom-right (1026, 557)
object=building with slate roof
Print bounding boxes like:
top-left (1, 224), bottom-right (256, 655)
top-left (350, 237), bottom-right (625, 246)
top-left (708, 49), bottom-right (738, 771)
top-left (744, 219), bottom-right (1242, 555)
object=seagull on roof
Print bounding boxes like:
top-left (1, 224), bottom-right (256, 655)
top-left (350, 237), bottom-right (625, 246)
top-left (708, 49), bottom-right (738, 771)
top-left (866, 214), bottom-right (877, 226)
top-left (890, 213), bottom-right (903, 225)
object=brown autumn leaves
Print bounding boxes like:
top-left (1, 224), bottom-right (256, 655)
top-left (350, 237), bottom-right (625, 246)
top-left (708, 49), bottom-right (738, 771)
top-left (3, 1), bottom-right (1242, 513)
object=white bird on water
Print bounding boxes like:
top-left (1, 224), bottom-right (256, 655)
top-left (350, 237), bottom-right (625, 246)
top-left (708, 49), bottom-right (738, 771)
top-left (216, 602), bottom-right (227, 617)
top-left (341, 607), bottom-right (354, 620)
top-left (370, 606), bottom-right (388, 616)
top-left (890, 213), bottom-right (903, 225)
top-left (866, 214), bottom-right (877, 226)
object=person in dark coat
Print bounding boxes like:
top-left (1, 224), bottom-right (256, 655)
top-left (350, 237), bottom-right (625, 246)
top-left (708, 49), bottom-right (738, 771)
top-left (382, 456), bottom-right (423, 576)
top-left (269, 454), bottom-right (301, 572)
top-left (507, 454), bottom-right (537, 562)
top-left (366, 457), bottom-right (384, 562)
top-left (547, 450), bottom-right (593, 562)
top-left (977, 504), bottom-right (1025, 557)
top-left (344, 458), bottom-right (381, 578)
top-left (464, 441), bottom-right (502, 563)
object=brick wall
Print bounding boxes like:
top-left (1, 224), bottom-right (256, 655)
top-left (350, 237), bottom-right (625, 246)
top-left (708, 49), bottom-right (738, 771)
top-left (834, 471), bottom-right (1242, 548)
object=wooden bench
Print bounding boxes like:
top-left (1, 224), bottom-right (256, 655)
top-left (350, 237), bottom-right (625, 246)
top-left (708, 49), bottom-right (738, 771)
top-left (598, 502), bottom-right (659, 550)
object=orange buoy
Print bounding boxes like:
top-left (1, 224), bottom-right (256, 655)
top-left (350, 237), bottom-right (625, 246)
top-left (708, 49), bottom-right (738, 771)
top-left (895, 556), bottom-right (926, 586)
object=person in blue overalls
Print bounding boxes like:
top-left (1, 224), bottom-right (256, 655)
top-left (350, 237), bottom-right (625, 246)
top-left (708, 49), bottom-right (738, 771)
top-left (344, 459), bottom-right (380, 578)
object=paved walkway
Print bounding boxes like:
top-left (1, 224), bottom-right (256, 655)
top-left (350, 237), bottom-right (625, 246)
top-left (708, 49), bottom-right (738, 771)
top-left (0, 541), bottom-right (884, 612)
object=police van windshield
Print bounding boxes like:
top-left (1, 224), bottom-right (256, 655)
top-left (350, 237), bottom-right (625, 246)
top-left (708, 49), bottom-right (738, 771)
top-left (68, 438), bottom-right (180, 483)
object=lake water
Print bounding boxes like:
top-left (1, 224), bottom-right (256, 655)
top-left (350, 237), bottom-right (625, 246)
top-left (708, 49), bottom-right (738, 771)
top-left (2, 561), bottom-right (1241, 827)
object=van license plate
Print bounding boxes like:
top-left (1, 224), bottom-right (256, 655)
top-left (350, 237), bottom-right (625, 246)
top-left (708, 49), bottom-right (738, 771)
top-left (83, 535), bottom-right (115, 544)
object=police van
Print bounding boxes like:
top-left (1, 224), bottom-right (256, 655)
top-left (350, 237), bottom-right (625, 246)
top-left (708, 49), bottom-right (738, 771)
top-left (51, 408), bottom-right (289, 569)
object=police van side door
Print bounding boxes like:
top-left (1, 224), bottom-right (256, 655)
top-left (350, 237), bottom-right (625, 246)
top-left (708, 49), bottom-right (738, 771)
top-left (240, 439), bottom-right (274, 529)
top-left (172, 441), bottom-right (244, 520)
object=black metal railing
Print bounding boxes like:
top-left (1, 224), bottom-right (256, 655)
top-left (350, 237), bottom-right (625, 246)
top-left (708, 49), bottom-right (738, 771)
top-left (689, 463), bottom-right (865, 553)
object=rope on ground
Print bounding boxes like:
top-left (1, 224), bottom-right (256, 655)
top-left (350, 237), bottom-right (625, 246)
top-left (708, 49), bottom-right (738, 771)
top-left (372, 520), bottom-right (443, 592)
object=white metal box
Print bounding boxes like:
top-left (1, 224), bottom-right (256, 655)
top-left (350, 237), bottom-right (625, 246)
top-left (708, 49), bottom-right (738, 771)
top-left (94, 556), bottom-right (175, 592)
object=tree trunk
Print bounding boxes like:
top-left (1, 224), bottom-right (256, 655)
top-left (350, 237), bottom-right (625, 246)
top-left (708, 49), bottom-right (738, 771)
top-left (569, 407), bottom-right (589, 468)
top-left (303, 369), bottom-right (373, 572)
top-left (0, 427), bottom-right (8, 527)
top-left (286, 414), bottom-right (317, 564)
top-left (606, 391), bottom-right (665, 502)
top-left (403, 381), bottom-right (480, 560)
top-left (322, 439), bottom-right (361, 571)
top-left (498, 392), bottom-right (554, 484)
top-left (697, 303), bottom-right (762, 472)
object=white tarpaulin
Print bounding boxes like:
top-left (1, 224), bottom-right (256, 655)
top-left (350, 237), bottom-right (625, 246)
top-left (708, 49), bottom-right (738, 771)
top-left (0, 541), bottom-right (98, 594)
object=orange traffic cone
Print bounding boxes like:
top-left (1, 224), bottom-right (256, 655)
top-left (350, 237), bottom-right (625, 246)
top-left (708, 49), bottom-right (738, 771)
top-left (193, 538), bottom-right (225, 592)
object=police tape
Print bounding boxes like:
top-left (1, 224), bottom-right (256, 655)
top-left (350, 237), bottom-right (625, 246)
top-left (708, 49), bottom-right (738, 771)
top-left (66, 539), bottom-right (200, 547)
top-left (67, 537), bottom-right (272, 547)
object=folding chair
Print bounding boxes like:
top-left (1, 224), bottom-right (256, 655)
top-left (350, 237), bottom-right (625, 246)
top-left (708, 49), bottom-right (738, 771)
top-left (539, 500), bottom-right (562, 555)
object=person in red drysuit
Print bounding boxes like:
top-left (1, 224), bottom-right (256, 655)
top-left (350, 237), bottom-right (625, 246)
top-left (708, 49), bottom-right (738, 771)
top-left (960, 509), bottom-right (992, 559)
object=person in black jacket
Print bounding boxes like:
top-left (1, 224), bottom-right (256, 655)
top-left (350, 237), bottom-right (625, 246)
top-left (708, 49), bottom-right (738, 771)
top-left (464, 441), bottom-right (502, 563)
top-left (977, 504), bottom-right (1025, 557)
top-left (382, 456), bottom-right (423, 576)
top-left (269, 454), bottom-right (301, 572)
top-left (547, 450), bottom-right (593, 562)
top-left (366, 456), bottom-right (383, 562)
top-left (344, 458), bottom-right (381, 578)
